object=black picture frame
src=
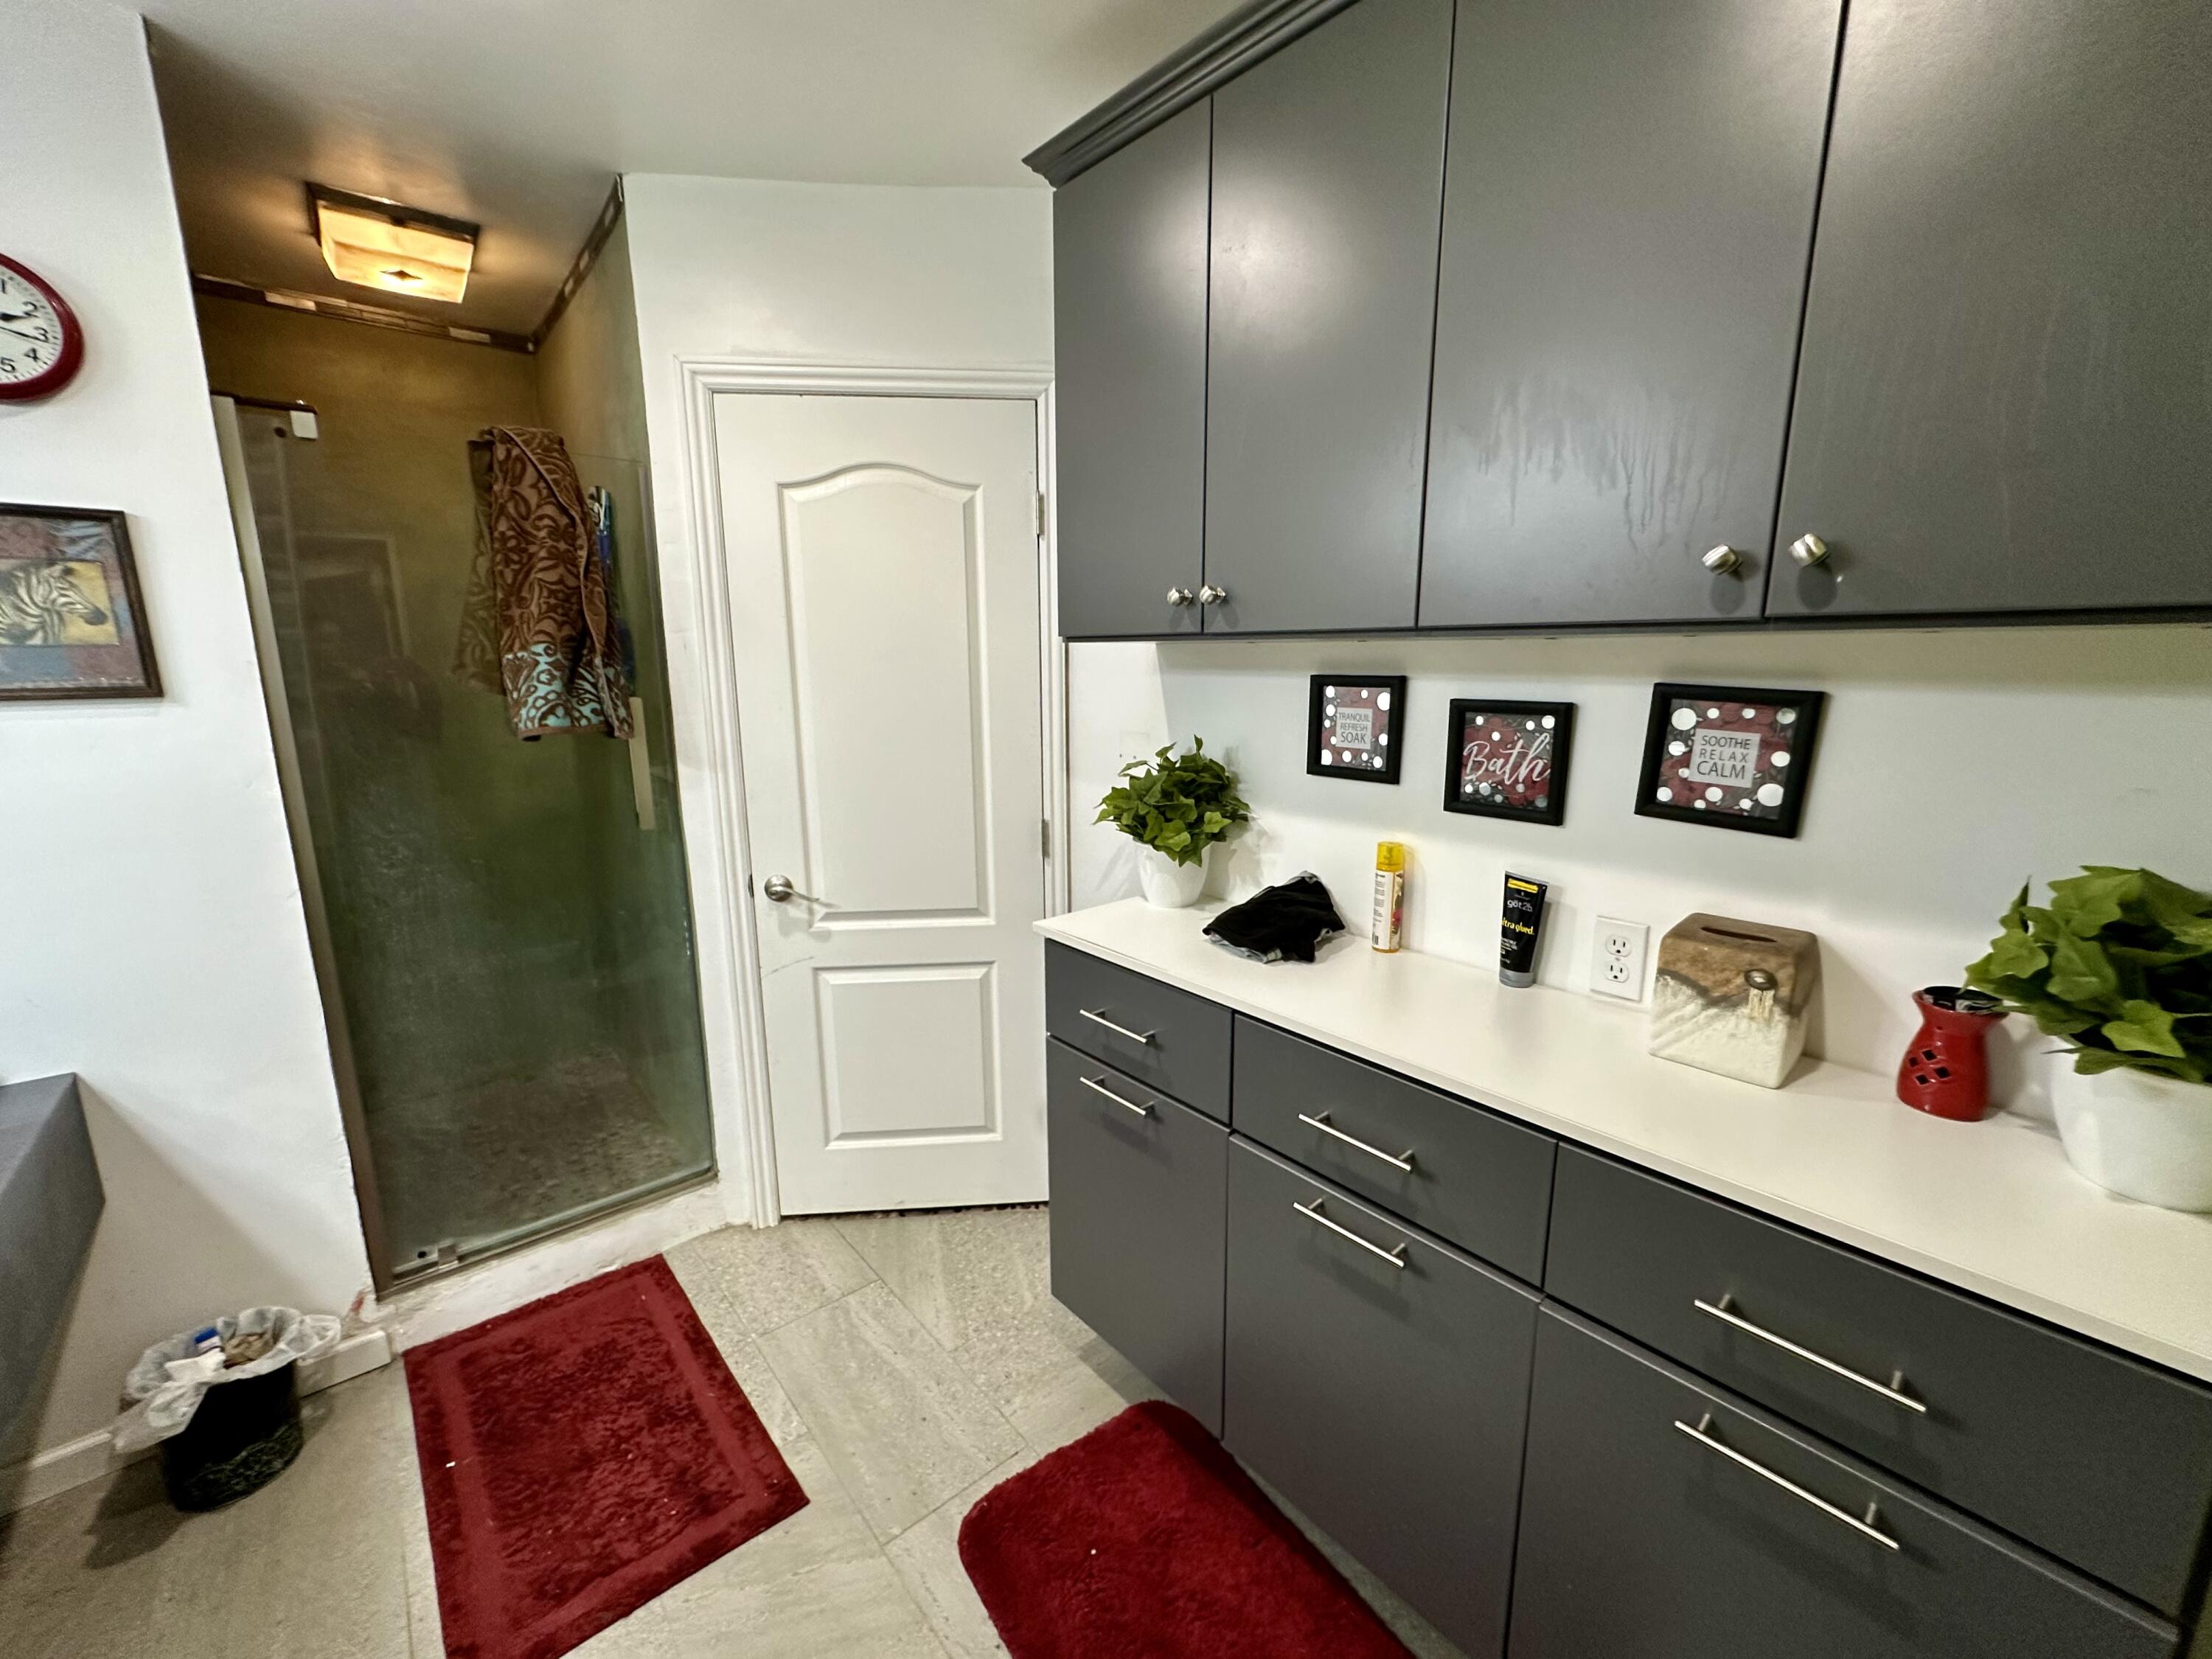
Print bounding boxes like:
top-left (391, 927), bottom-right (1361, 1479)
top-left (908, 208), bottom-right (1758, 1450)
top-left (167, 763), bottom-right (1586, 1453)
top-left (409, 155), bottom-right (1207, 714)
top-left (0, 504), bottom-right (161, 700)
top-left (1307, 675), bottom-right (1406, 785)
top-left (1634, 682), bottom-right (1824, 838)
top-left (1443, 699), bottom-right (1574, 825)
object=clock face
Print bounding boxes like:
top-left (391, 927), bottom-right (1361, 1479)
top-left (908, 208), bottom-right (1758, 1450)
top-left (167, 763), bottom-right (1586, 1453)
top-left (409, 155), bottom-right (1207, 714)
top-left (0, 254), bottom-right (84, 402)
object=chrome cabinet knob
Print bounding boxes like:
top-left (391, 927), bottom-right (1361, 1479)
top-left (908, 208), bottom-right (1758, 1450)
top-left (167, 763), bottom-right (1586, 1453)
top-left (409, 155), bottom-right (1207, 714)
top-left (1701, 544), bottom-right (1743, 575)
top-left (1197, 583), bottom-right (1229, 606)
top-left (1790, 533), bottom-right (1831, 568)
top-left (1166, 586), bottom-right (1194, 606)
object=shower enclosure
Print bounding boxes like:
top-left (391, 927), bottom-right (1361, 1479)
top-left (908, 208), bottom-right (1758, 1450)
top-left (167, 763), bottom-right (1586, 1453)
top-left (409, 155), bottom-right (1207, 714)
top-left (213, 391), bottom-right (714, 1283)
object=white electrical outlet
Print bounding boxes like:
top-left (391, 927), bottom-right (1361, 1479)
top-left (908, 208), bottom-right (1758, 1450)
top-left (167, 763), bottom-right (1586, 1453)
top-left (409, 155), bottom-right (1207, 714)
top-left (1590, 917), bottom-right (1649, 1001)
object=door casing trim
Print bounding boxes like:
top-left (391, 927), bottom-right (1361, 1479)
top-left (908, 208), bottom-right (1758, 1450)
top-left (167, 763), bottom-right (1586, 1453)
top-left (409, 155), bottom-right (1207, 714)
top-left (669, 358), bottom-right (1062, 1230)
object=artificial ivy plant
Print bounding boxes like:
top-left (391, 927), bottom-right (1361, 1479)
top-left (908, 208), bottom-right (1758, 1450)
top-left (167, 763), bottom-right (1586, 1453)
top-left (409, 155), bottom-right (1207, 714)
top-left (1096, 739), bottom-right (1251, 868)
top-left (1966, 867), bottom-right (2212, 1084)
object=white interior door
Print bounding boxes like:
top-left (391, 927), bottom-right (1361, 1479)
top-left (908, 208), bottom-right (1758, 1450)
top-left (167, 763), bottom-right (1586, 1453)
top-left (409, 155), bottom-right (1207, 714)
top-left (716, 392), bottom-right (1048, 1214)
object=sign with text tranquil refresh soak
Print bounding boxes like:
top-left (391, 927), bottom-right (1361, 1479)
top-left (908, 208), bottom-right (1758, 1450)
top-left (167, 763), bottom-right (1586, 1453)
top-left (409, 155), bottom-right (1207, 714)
top-left (1635, 684), bottom-right (1825, 838)
top-left (1444, 699), bottom-right (1575, 825)
top-left (1307, 675), bottom-right (1407, 785)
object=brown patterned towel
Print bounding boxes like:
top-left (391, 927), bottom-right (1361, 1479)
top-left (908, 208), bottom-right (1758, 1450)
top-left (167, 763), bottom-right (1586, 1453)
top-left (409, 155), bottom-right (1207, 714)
top-left (454, 426), bottom-right (633, 739)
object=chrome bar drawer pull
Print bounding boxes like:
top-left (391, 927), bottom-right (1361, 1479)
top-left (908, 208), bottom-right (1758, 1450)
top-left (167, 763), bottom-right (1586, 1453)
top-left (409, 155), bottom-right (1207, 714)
top-left (1674, 1413), bottom-right (1899, 1551)
top-left (1078, 1075), bottom-right (1152, 1118)
top-left (1298, 1111), bottom-right (1416, 1172)
top-left (1293, 1197), bottom-right (1408, 1269)
top-left (1693, 1294), bottom-right (1927, 1414)
top-left (1077, 1007), bottom-right (1155, 1045)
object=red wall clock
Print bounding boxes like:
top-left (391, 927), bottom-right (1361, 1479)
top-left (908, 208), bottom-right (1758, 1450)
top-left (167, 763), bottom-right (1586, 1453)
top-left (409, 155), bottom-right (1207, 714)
top-left (0, 254), bottom-right (86, 403)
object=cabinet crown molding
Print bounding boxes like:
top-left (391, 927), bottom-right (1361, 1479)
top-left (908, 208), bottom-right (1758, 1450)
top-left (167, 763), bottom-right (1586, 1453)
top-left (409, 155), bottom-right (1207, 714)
top-left (1022, 0), bottom-right (1360, 186)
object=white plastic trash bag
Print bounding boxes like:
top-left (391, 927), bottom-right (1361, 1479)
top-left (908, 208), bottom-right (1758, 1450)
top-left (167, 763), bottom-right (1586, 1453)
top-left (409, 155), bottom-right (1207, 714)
top-left (112, 1307), bottom-right (341, 1454)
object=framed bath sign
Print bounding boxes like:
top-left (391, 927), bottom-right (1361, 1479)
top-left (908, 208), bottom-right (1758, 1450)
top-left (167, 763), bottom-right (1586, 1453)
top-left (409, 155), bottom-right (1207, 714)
top-left (1635, 683), bottom-right (1823, 837)
top-left (0, 504), bottom-right (160, 700)
top-left (1307, 675), bottom-right (1405, 785)
top-left (1444, 699), bottom-right (1574, 825)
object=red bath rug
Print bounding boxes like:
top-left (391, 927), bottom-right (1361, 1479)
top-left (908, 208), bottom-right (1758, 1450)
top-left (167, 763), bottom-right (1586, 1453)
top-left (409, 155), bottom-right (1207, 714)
top-left (958, 1400), bottom-right (1411, 1658)
top-left (405, 1256), bottom-right (805, 1659)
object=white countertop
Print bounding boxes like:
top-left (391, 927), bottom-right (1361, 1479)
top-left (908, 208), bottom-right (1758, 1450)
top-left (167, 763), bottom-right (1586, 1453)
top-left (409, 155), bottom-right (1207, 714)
top-left (1039, 900), bottom-right (2212, 1385)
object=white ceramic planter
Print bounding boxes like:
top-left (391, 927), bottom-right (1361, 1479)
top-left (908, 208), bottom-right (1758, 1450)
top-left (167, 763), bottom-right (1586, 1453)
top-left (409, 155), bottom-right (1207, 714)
top-left (1137, 849), bottom-right (1208, 909)
top-left (2051, 1064), bottom-right (2212, 1212)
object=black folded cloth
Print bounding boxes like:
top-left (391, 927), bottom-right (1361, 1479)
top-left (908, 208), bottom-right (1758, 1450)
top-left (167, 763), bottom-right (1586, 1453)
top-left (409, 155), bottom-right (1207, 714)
top-left (1203, 873), bottom-right (1346, 964)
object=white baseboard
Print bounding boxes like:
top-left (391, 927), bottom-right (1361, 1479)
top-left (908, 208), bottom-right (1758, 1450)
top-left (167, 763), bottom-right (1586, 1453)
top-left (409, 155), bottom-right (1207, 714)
top-left (1, 1327), bottom-right (394, 1517)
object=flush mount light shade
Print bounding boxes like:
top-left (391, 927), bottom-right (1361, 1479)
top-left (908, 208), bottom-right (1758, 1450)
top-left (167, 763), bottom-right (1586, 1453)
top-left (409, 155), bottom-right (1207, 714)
top-left (307, 184), bottom-right (478, 303)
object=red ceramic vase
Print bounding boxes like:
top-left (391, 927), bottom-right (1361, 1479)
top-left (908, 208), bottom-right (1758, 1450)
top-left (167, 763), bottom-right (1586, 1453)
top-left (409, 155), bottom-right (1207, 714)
top-left (1896, 986), bottom-right (2007, 1121)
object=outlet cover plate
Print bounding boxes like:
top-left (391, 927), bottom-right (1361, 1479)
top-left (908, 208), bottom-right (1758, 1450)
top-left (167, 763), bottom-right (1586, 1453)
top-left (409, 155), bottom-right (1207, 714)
top-left (1591, 917), bottom-right (1649, 1002)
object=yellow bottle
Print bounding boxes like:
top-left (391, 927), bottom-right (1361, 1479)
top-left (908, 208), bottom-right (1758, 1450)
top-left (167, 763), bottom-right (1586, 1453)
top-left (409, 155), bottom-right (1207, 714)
top-left (1371, 841), bottom-right (1407, 953)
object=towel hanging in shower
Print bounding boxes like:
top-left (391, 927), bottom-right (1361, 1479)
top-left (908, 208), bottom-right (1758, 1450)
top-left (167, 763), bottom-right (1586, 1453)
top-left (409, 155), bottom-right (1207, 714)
top-left (453, 427), bottom-right (633, 739)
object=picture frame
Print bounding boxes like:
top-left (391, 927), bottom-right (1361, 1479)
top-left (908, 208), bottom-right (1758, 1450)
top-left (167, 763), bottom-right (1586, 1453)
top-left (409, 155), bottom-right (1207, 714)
top-left (1634, 683), bottom-right (1823, 838)
top-left (0, 504), bottom-right (161, 700)
top-left (1443, 699), bottom-right (1574, 825)
top-left (1307, 675), bottom-right (1406, 785)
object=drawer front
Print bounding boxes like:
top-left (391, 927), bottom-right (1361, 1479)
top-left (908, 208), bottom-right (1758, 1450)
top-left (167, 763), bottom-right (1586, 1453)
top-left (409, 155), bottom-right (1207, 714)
top-left (1046, 942), bottom-right (1231, 1120)
top-left (1224, 1137), bottom-right (1538, 1657)
top-left (1046, 1040), bottom-right (1226, 1432)
top-left (1509, 1307), bottom-right (2176, 1659)
top-left (1232, 1017), bottom-right (1555, 1281)
top-left (1546, 1148), bottom-right (2212, 1614)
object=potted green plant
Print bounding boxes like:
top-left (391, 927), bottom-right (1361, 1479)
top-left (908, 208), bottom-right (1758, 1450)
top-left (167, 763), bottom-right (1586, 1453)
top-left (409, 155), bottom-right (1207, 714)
top-left (1967, 866), bottom-right (2212, 1211)
top-left (1096, 739), bottom-right (1251, 908)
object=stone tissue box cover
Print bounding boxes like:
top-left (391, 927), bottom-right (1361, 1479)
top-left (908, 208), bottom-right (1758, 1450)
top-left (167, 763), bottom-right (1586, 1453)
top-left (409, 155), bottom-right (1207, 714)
top-left (1649, 914), bottom-right (1820, 1089)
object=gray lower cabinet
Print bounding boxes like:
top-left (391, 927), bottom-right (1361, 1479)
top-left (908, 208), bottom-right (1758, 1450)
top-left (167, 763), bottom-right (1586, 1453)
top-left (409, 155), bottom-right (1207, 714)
top-left (1222, 1138), bottom-right (1537, 1657)
top-left (1051, 100), bottom-right (1211, 640)
top-left (1045, 941), bottom-right (1233, 1121)
top-left (1231, 1016), bottom-right (1555, 1284)
top-left (1421, 0), bottom-right (1842, 630)
top-left (1046, 1040), bottom-right (1225, 1433)
top-left (1767, 0), bottom-right (2212, 620)
top-left (1200, 0), bottom-right (1451, 635)
top-left (1508, 1306), bottom-right (2179, 1659)
top-left (1545, 1147), bottom-right (2212, 1617)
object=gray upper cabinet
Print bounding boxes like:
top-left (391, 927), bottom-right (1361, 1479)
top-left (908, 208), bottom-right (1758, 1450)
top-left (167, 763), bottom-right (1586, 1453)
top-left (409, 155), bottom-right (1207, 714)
top-left (1201, 0), bottom-right (1452, 635)
top-left (1767, 0), bottom-right (2212, 620)
top-left (1420, 0), bottom-right (1843, 630)
top-left (1051, 101), bottom-right (1211, 640)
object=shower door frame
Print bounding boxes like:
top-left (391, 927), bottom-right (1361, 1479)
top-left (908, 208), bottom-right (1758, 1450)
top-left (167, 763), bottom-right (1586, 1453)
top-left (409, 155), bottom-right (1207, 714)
top-left (213, 393), bottom-right (397, 1288)
top-left (213, 394), bottom-right (720, 1290)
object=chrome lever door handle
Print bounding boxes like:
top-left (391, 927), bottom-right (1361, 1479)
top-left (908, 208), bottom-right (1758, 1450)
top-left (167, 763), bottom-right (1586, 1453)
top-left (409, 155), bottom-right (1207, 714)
top-left (1674, 1414), bottom-right (1899, 1550)
top-left (761, 874), bottom-right (823, 904)
top-left (1078, 1075), bottom-right (1152, 1117)
top-left (1293, 1198), bottom-right (1408, 1269)
top-left (1077, 1007), bottom-right (1155, 1045)
top-left (1298, 1112), bottom-right (1415, 1172)
top-left (1694, 1295), bottom-right (1926, 1413)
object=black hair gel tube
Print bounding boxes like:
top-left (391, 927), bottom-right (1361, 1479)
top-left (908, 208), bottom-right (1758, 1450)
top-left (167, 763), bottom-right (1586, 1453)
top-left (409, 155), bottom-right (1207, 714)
top-left (1500, 873), bottom-right (1548, 988)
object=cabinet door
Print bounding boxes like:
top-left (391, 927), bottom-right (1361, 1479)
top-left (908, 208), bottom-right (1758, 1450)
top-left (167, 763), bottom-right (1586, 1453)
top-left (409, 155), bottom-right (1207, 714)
top-left (1421, 0), bottom-right (1841, 629)
top-left (1046, 1040), bottom-right (1226, 1431)
top-left (1508, 1307), bottom-right (2178, 1659)
top-left (1203, 0), bottom-right (1452, 635)
top-left (1225, 1138), bottom-right (1537, 1656)
top-left (1768, 0), bottom-right (2212, 619)
top-left (1051, 101), bottom-right (1210, 640)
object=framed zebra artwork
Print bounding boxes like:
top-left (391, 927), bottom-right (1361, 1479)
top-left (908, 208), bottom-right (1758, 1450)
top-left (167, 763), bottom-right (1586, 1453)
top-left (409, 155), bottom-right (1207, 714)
top-left (0, 505), bottom-right (160, 700)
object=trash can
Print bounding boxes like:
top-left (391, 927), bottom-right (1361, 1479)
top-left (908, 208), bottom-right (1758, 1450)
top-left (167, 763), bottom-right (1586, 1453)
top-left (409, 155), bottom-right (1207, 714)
top-left (114, 1307), bottom-right (341, 1511)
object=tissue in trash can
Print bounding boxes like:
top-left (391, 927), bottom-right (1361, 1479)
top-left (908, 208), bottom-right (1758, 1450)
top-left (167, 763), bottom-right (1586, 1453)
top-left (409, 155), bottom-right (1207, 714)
top-left (113, 1307), bottom-right (341, 1453)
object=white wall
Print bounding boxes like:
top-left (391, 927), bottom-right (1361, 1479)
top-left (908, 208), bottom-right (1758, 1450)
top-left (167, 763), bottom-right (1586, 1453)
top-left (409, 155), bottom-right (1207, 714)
top-left (622, 174), bottom-right (1054, 1221)
top-left (1070, 626), bottom-right (2212, 1105)
top-left (0, 2), bottom-right (369, 1468)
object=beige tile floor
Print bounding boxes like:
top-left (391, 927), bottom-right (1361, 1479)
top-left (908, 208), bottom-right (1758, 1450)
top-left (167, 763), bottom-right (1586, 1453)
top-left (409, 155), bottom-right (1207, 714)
top-left (0, 1207), bottom-right (1466, 1658)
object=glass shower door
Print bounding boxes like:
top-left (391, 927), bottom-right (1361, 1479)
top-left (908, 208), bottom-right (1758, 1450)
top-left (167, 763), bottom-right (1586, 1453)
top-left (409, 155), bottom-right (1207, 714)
top-left (218, 397), bottom-right (714, 1280)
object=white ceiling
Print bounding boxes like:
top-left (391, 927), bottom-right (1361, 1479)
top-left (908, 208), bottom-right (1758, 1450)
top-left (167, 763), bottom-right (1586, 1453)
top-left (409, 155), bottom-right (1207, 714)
top-left (144, 0), bottom-right (1244, 334)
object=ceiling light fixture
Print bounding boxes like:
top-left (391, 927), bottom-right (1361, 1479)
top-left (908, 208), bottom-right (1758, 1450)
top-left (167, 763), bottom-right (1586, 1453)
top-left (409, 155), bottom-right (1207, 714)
top-left (307, 184), bottom-right (479, 304)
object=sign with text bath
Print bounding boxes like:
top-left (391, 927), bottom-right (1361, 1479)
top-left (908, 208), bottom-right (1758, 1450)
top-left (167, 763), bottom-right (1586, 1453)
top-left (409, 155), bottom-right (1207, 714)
top-left (1635, 684), bottom-right (1823, 837)
top-left (1444, 699), bottom-right (1574, 825)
